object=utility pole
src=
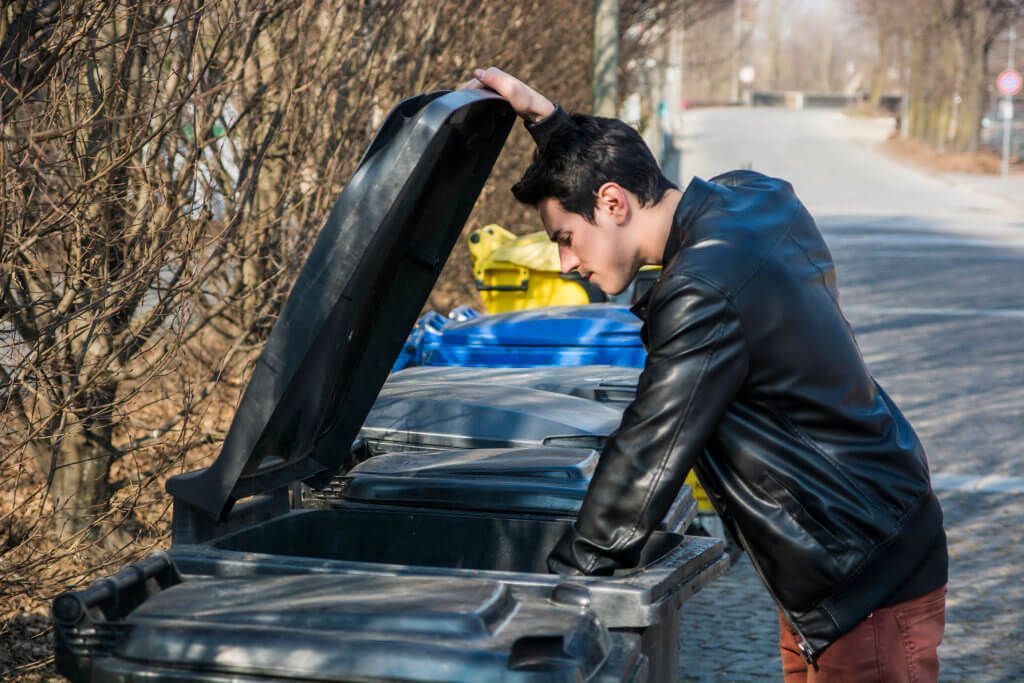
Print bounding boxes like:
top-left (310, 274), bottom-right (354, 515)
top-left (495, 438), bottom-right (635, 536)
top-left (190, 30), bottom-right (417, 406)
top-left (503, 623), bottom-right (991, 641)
top-left (593, 0), bottom-right (619, 117)
top-left (1002, 25), bottom-right (1017, 181)
top-left (900, 39), bottom-right (911, 141)
top-left (665, 21), bottom-right (685, 139)
top-left (730, 0), bottom-right (742, 102)
top-left (647, 37), bottom-right (668, 163)
top-left (767, 0), bottom-right (781, 90)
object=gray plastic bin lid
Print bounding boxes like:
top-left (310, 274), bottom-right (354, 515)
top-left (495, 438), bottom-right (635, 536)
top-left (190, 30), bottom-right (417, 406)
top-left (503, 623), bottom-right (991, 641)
top-left (62, 570), bottom-right (647, 681)
top-left (165, 91), bottom-right (514, 521)
top-left (389, 365), bottom-right (641, 404)
top-left (333, 445), bottom-right (696, 535)
top-left (360, 381), bottom-right (624, 452)
top-left (341, 446), bottom-right (598, 514)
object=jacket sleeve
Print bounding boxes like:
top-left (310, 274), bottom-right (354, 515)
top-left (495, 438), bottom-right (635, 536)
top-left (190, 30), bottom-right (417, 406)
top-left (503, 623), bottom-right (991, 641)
top-left (524, 104), bottom-right (573, 148)
top-left (548, 275), bottom-right (749, 575)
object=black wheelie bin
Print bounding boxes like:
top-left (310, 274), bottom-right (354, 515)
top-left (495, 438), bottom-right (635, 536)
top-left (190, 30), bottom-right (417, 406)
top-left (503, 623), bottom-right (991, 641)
top-left (304, 374), bottom-right (697, 535)
top-left (53, 90), bottom-right (726, 683)
top-left (53, 552), bottom-right (649, 682)
top-left (366, 364), bottom-right (735, 553)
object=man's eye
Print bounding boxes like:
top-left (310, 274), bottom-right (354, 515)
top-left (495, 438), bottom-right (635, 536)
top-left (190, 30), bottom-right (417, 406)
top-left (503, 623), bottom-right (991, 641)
top-left (558, 235), bottom-right (572, 247)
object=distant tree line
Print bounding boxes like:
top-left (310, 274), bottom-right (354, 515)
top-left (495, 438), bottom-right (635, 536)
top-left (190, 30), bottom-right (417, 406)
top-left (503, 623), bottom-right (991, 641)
top-left (853, 0), bottom-right (1022, 153)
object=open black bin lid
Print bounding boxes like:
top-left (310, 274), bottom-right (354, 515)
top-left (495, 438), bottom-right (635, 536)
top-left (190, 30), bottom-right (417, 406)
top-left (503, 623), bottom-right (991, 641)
top-left (167, 90), bottom-right (515, 521)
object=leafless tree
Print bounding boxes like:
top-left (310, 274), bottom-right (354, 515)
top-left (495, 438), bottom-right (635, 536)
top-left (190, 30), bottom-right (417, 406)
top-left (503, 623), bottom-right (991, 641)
top-left (942, 0), bottom-right (1021, 152)
top-left (614, 0), bottom-right (730, 127)
top-left (851, 0), bottom-right (1021, 152)
top-left (1, 1), bottom-right (594, 675)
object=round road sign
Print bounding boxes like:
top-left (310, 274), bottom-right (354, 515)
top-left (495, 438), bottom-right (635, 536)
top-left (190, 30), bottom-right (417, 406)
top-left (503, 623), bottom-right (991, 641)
top-left (997, 69), bottom-right (1022, 96)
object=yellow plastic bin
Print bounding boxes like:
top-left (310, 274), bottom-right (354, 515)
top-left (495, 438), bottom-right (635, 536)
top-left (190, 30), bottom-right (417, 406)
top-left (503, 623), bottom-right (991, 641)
top-left (468, 224), bottom-right (604, 313)
top-left (685, 471), bottom-right (713, 513)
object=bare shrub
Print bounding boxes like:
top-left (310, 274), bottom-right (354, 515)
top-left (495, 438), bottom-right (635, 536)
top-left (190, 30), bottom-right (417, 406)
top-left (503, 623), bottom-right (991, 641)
top-left (0, 0), bottom-right (591, 677)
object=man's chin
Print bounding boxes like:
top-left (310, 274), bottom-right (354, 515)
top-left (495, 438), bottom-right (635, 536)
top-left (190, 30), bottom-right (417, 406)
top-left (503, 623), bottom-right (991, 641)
top-left (598, 276), bottom-right (630, 296)
top-left (602, 282), bottom-right (629, 296)
top-left (595, 270), bottom-right (641, 297)
top-left (585, 273), bottom-right (629, 296)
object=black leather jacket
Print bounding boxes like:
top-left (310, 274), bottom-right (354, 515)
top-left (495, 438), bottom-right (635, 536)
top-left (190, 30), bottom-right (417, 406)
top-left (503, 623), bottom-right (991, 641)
top-left (531, 112), bottom-right (946, 661)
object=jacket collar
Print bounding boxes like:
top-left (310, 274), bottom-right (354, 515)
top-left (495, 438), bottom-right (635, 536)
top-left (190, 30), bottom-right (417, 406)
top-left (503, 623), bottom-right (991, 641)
top-left (630, 177), bottom-right (714, 321)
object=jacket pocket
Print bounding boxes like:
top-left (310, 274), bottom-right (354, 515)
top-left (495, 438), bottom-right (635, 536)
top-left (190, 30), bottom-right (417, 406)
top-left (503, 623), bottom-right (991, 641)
top-left (729, 473), bottom-right (847, 610)
top-left (733, 471), bottom-right (852, 611)
top-left (761, 471), bottom-right (849, 557)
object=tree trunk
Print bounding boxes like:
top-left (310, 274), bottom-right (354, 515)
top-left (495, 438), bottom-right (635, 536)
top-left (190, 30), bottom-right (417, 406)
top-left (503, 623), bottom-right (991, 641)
top-left (951, 44), bottom-right (987, 154)
top-left (925, 99), bottom-right (938, 146)
top-left (820, 16), bottom-right (835, 92)
top-left (935, 97), bottom-right (951, 151)
top-left (767, 0), bottom-right (781, 90)
top-left (868, 32), bottom-right (890, 107)
top-left (592, 0), bottom-right (619, 116)
top-left (909, 91), bottom-right (926, 140)
top-left (50, 418), bottom-right (116, 540)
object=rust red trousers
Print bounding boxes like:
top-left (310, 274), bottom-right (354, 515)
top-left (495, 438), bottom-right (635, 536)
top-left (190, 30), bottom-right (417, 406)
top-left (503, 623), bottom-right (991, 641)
top-left (778, 585), bottom-right (947, 683)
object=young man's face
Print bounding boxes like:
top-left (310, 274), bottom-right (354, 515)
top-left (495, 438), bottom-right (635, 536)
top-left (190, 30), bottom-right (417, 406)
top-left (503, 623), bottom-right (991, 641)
top-left (538, 192), bottom-right (638, 295)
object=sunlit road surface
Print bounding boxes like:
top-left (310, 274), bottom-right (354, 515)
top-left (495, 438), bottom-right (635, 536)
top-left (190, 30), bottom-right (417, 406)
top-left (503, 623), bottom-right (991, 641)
top-left (678, 107), bottom-right (1024, 480)
top-left (674, 107), bottom-right (1024, 682)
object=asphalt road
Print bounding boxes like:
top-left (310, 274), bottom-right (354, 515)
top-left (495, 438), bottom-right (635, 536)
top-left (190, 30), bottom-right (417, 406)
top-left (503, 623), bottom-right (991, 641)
top-left (673, 107), bottom-right (1024, 681)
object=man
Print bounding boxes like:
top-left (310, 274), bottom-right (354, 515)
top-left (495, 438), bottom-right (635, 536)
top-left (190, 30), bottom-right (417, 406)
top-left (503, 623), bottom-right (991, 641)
top-left (462, 68), bottom-right (948, 682)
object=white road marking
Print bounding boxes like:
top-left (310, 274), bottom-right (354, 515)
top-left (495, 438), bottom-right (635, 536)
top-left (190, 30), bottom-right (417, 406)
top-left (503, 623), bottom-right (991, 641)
top-left (837, 250), bottom-right (1024, 262)
top-left (826, 235), bottom-right (1024, 249)
top-left (931, 473), bottom-right (1024, 493)
top-left (844, 306), bottom-right (1024, 320)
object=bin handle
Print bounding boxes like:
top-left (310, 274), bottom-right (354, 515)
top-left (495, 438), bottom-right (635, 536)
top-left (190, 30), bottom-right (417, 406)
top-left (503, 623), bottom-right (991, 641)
top-left (474, 278), bottom-right (529, 292)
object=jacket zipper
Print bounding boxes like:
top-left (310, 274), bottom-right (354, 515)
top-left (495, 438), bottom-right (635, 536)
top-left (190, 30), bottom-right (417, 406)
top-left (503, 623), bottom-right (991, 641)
top-left (693, 462), bottom-right (820, 664)
top-left (732, 522), bottom-right (819, 664)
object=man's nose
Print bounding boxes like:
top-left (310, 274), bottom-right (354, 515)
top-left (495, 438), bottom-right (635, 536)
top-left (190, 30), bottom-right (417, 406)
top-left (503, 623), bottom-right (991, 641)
top-left (559, 246), bottom-right (580, 274)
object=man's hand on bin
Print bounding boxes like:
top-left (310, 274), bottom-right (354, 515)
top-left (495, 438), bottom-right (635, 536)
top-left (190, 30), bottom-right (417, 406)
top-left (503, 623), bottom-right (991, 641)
top-left (459, 67), bottom-right (555, 124)
top-left (547, 523), bottom-right (620, 576)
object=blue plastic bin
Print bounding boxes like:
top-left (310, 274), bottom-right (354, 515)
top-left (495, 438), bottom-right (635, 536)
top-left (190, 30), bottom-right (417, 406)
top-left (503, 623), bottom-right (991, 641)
top-left (417, 303), bottom-right (645, 368)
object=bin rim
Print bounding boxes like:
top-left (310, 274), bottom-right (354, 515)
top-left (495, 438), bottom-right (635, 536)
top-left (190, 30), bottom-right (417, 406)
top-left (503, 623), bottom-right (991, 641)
top-left (168, 514), bottom-right (727, 626)
top-left (434, 303), bottom-right (643, 348)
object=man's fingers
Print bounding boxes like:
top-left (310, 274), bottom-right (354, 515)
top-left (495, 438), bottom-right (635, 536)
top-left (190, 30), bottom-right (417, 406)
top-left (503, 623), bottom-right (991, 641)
top-left (474, 67), bottom-right (502, 82)
top-left (473, 67), bottom-right (526, 105)
top-left (457, 78), bottom-right (483, 91)
top-left (466, 66), bottom-right (553, 122)
top-left (474, 67), bottom-right (513, 91)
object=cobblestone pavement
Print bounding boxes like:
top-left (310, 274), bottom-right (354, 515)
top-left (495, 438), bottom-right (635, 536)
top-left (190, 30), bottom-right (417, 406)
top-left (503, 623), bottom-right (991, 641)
top-left (678, 490), bottom-right (1024, 681)
top-left (678, 553), bottom-right (780, 681)
top-left (673, 106), bottom-right (1024, 681)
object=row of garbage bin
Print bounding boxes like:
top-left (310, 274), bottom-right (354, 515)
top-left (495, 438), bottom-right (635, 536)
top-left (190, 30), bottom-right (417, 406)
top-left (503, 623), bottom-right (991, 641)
top-left (51, 90), bottom-right (727, 682)
top-left (388, 305), bottom-right (721, 529)
top-left (54, 363), bottom-right (724, 682)
top-left (306, 364), bottom-right (697, 535)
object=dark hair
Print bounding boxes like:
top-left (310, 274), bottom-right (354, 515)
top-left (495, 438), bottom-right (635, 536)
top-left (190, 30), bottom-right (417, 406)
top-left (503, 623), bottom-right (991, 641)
top-left (511, 113), bottom-right (677, 222)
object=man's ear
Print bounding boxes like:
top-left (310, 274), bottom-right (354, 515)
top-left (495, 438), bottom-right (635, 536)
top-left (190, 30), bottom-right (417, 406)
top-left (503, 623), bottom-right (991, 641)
top-left (595, 182), bottom-right (631, 225)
